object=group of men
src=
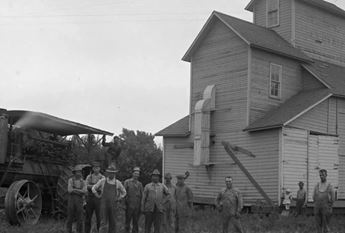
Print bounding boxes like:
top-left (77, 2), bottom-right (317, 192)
top-left (65, 161), bottom-right (335, 233)
top-left (65, 162), bottom-right (195, 233)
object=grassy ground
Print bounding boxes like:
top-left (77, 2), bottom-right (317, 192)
top-left (1, 207), bottom-right (345, 233)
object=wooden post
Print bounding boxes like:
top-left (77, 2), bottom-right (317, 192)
top-left (222, 141), bottom-right (273, 207)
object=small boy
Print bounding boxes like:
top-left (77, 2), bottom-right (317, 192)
top-left (294, 181), bottom-right (307, 216)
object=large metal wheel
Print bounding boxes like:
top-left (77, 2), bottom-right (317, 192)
top-left (4, 180), bottom-right (42, 225)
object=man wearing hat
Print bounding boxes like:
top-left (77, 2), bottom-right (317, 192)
top-left (141, 169), bottom-right (170, 233)
top-left (92, 165), bottom-right (127, 233)
top-left (124, 167), bottom-right (143, 233)
top-left (175, 174), bottom-right (193, 233)
top-left (313, 169), bottom-right (335, 233)
top-left (85, 161), bottom-right (105, 233)
top-left (66, 165), bottom-right (87, 233)
top-left (162, 173), bottom-right (177, 233)
top-left (294, 181), bottom-right (307, 217)
top-left (215, 176), bottom-right (244, 233)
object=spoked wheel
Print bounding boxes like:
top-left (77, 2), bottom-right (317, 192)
top-left (5, 180), bottom-right (42, 225)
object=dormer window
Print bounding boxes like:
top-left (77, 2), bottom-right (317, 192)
top-left (267, 0), bottom-right (279, 27)
top-left (269, 63), bottom-right (282, 99)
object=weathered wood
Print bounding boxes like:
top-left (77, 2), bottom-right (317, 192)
top-left (222, 141), bottom-right (274, 206)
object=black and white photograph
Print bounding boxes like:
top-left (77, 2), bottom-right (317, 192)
top-left (1, 0), bottom-right (345, 232)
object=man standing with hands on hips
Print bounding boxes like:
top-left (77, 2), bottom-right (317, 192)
top-left (216, 176), bottom-right (244, 233)
top-left (92, 165), bottom-right (126, 233)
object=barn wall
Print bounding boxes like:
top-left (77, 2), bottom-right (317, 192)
top-left (252, 0), bottom-right (292, 43)
top-left (288, 97), bottom-right (345, 199)
top-left (295, 1), bottom-right (345, 66)
top-left (164, 129), bottom-right (280, 205)
top-left (289, 98), bottom-right (336, 135)
top-left (249, 48), bottom-right (302, 123)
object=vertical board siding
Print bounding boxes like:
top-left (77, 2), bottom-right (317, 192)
top-left (295, 1), bottom-right (345, 66)
top-left (164, 129), bottom-right (280, 205)
top-left (282, 128), bottom-right (339, 201)
top-left (308, 135), bottom-right (339, 201)
top-left (282, 128), bottom-right (308, 199)
top-left (252, 0), bottom-right (292, 43)
top-left (249, 48), bottom-right (302, 123)
top-left (339, 155), bottom-right (345, 199)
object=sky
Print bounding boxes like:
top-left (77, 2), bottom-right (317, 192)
top-left (0, 0), bottom-right (344, 141)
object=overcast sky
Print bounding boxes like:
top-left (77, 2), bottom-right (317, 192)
top-left (0, 0), bottom-right (344, 140)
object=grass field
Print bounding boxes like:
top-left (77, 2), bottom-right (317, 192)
top-left (1, 208), bottom-right (345, 233)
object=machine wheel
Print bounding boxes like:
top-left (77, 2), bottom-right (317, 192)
top-left (55, 166), bottom-right (73, 218)
top-left (4, 180), bottom-right (42, 225)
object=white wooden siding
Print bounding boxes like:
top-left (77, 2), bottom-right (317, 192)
top-left (295, 1), bottom-right (345, 66)
top-left (282, 128), bottom-right (339, 202)
top-left (252, 0), bottom-right (292, 43)
top-left (339, 155), bottom-right (345, 199)
top-left (282, 128), bottom-right (308, 199)
top-left (249, 48), bottom-right (302, 123)
top-left (307, 135), bottom-right (339, 201)
top-left (289, 99), bottom-right (329, 134)
top-left (164, 129), bottom-right (280, 206)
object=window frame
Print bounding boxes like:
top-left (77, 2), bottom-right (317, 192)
top-left (266, 0), bottom-right (280, 28)
top-left (269, 63), bottom-right (282, 99)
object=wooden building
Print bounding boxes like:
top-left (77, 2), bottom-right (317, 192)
top-left (156, 0), bottom-right (345, 206)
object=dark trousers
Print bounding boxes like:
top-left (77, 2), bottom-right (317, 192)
top-left (145, 206), bottom-right (162, 233)
top-left (221, 215), bottom-right (244, 233)
top-left (295, 200), bottom-right (305, 216)
top-left (175, 214), bottom-right (189, 233)
top-left (85, 195), bottom-right (101, 233)
top-left (314, 203), bottom-right (332, 233)
top-left (66, 194), bottom-right (84, 233)
top-left (100, 201), bottom-right (117, 233)
top-left (125, 207), bottom-right (140, 233)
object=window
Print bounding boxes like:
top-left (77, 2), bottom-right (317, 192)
top-left (267, 0), bottom-right (279, 27)
top-left (269, 63), bottom-right (282, 98)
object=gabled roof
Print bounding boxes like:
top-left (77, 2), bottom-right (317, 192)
top-left (155, 115), bottom-right (190, 137)
top-left (303, 60), bottom-right (345, 97)
top-left (244, 89), bottom-right (332, 132)
top-left (246, 0), bottom-right (345, 18)
top-left (182, 11), bottom-right (311, 63)
top-left (7, 110), bottom-right (113, 136)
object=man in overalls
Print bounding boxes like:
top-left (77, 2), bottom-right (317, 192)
top-left (92, 165), bottom-right (127, 233)
top-left (215, 176), bottom-right (244, 233)
top-left (85, 161), bottom-right (105, 233)
top-left (175, 174), bottom-right (193, 233)
top-left (66, 165), bottom-right (87, 233)
top-left (313, 169), bottom-right (335, 233)
top-left (162, 173), bottom-right (176, 233)
top-left (124, 167), bottom-right (143, 233)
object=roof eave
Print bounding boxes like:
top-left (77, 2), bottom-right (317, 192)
top-left (245, 0), bottom-right (255, 12)
top-left (182, 12), bottom-right (218, 62)
top-left (250, 44), bottom-right (312, 63)
top-left (243, 124), bottom-right (283, 132)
